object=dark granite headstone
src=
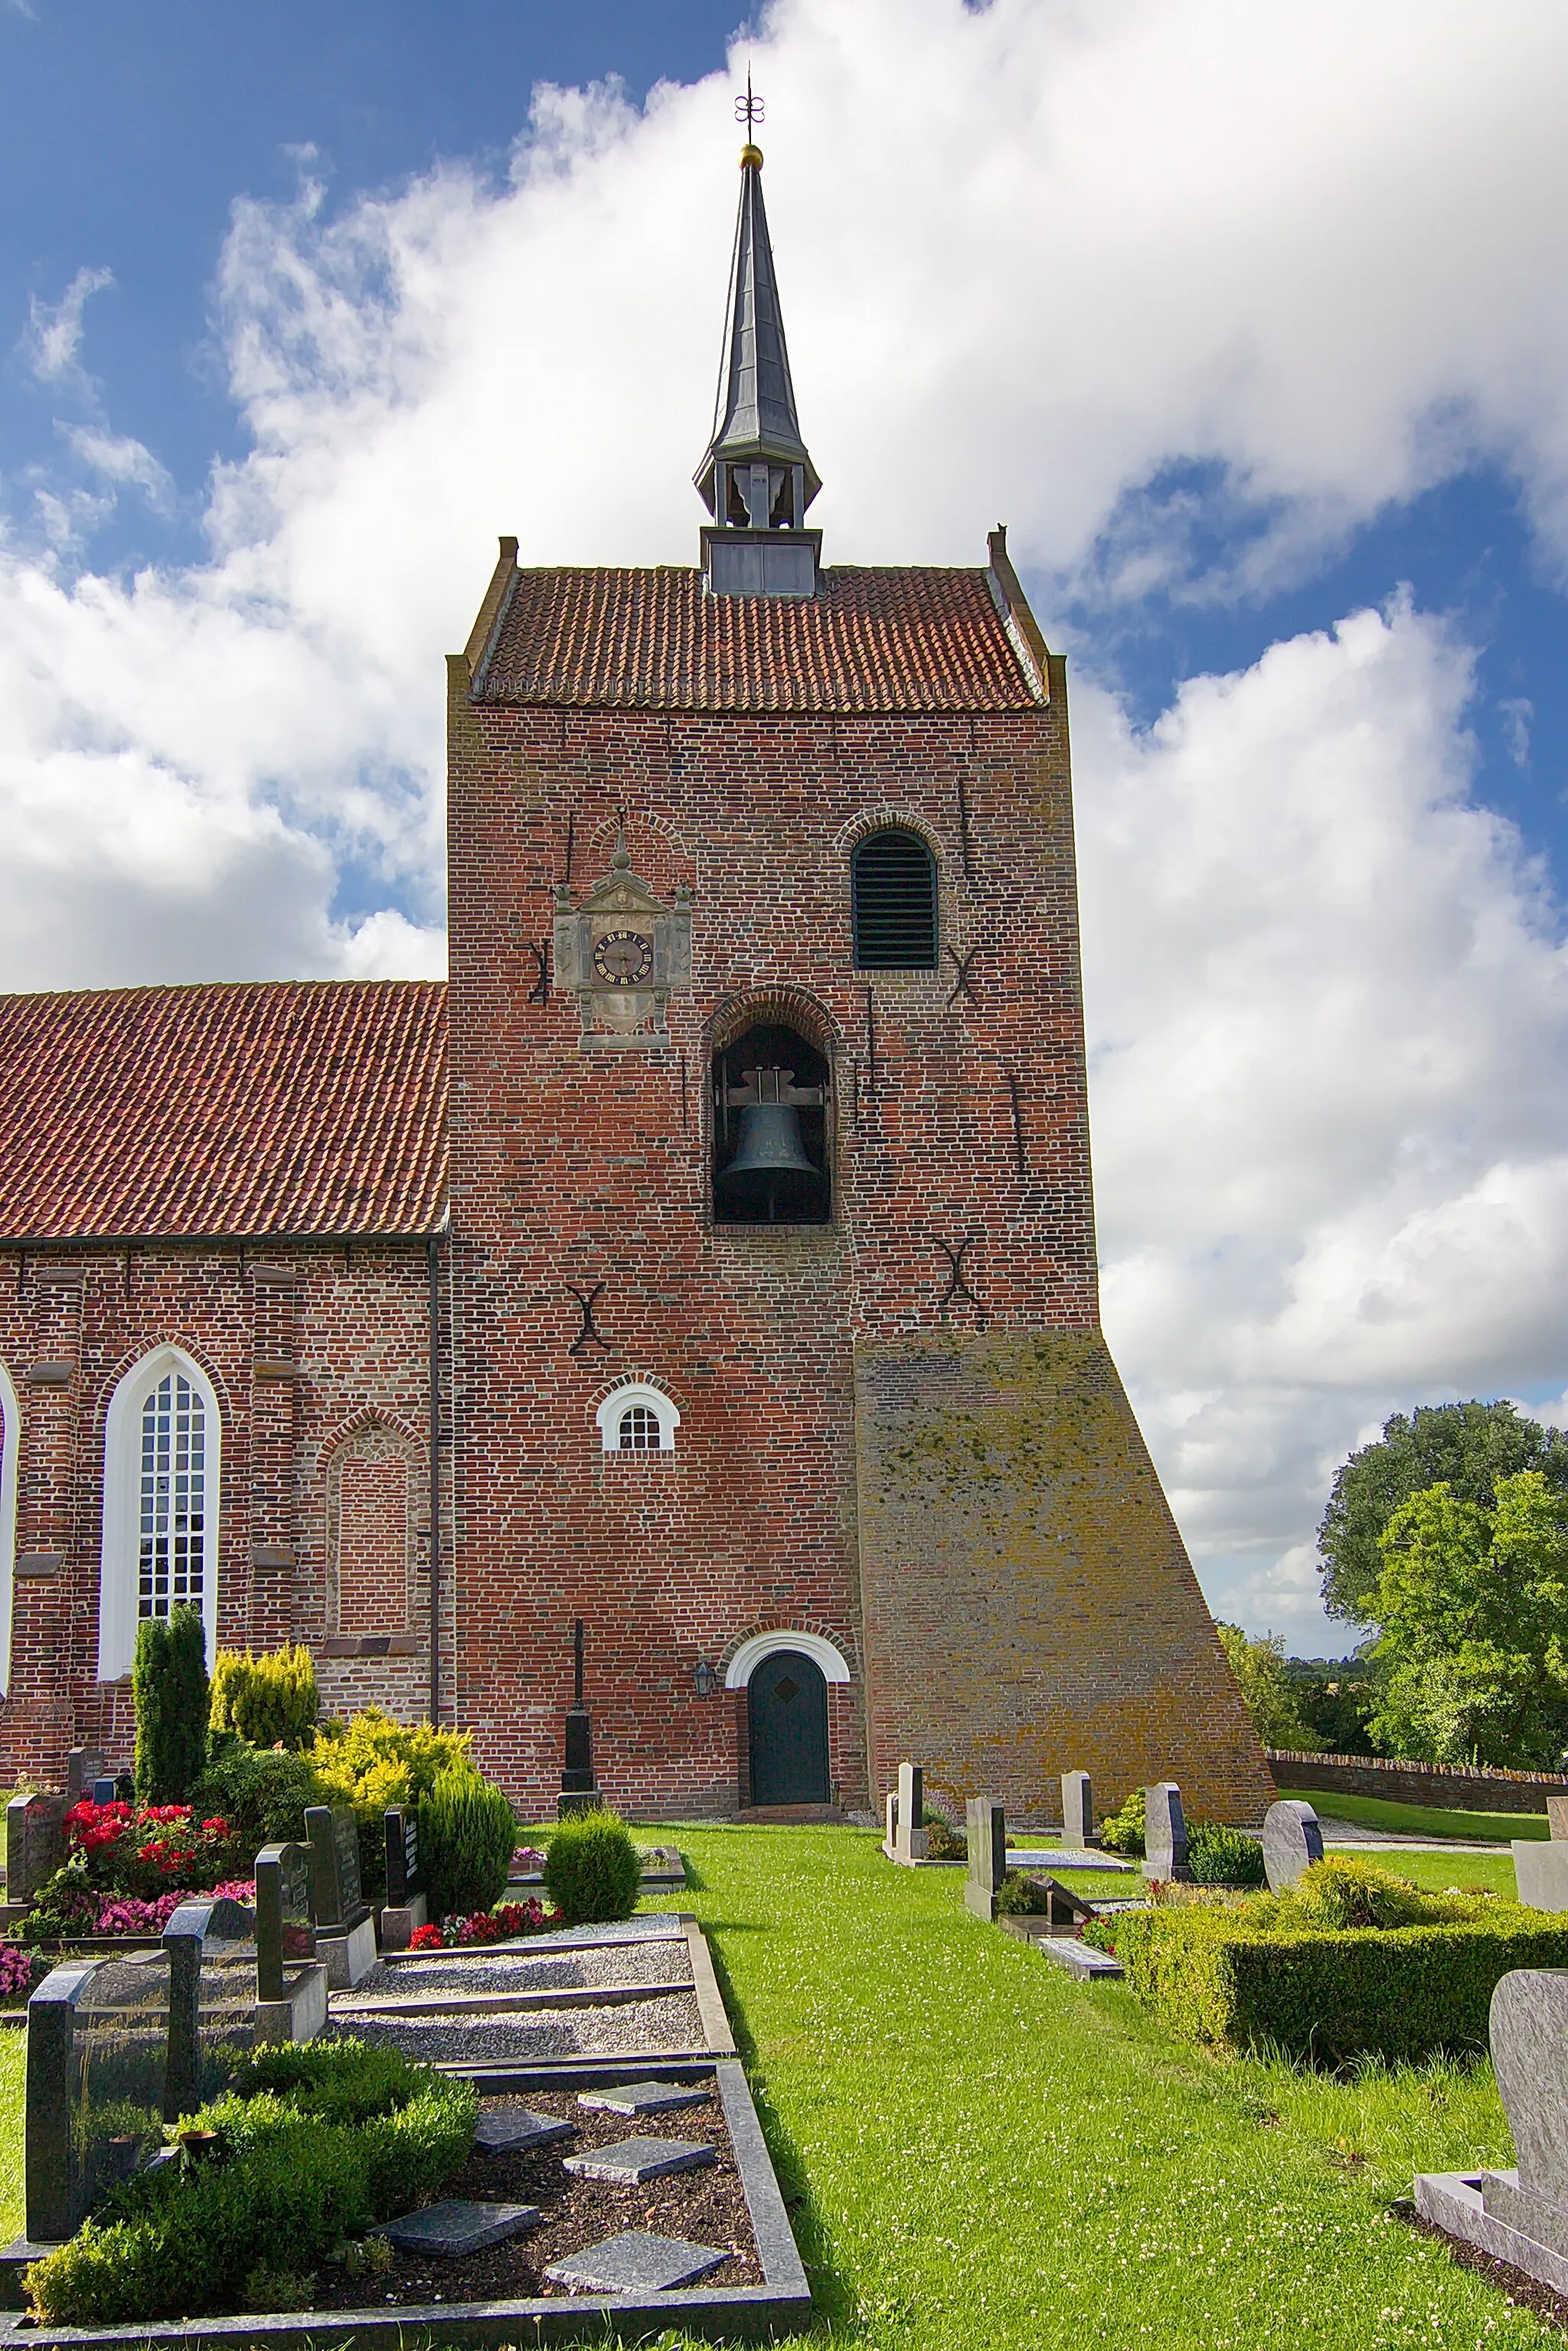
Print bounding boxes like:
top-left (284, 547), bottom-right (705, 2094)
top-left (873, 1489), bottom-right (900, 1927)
top-left (1262, 1799), bottom-right (1325, 1892)
top-left (1061, 1771), bottom-right (1097, 1848)
top-left (384, 1807), bottom-right (421, 1907)
top-left (545, 2230), bottom-right (728, 2294)
top-left (25, 1953), bottom-right (170, 2242)
top-left (255, 1840), bottom-right (315, 2004)
top-left (65, 1749), bottom-right (105, 1801)
top-left (564, 2136), bottom-right (717, 2185)
top-left (304, 1805), bottom-right (368, 1931)
top-left (6, 1792), bottom-right (64, 1906)
top-left (1143, 1782), bottom-right (1192, 1882)
top-left (90, 1778), bottom-right (118, 1807)
top-left (163, 1897), bottom-right (256, 2121)
top-left (893, 1763), bottom-right (928, 1861)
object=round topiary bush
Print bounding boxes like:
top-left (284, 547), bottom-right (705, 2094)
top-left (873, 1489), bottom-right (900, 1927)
top-left (1187, 1820), bottom-right (1266, 1886)
top-left (543, 1811), bottom-right (642, 1925)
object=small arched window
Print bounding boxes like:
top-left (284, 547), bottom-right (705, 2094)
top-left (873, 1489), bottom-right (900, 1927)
top-left (851, 828), bottom-right (938, 969)
top-left (618, 1406), bottom-right (661, 1451)
top-left (595, 1383), bottom-right (680, 1454)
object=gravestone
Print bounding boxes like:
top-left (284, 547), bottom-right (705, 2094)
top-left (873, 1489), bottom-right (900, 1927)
top-left (580, 2080), bottom-right (710, 2118)
top-left (1478, 1971), bottom-right (1568, 2257)
top-left (65, 1749), bottom-right (105, 1801)
top-left (253, 1840), bottom-right (327, 2043)
top-left (1547, 1794), bottom-right (1568, 1840)
top-left (163, 1897), bottom-right (256, 2121)
top-left (559, 1616), bottom-right (602, 1818)
top-left (1143, 1782), bottom-right (1192, 1882)
top-left (21, 1953), bottom-right (170, 2245)
top-left (1514, 1840), bottom-right (1568, 1912)
top-left (564, 2136), bottom-right (717, 2184)
top-left (1263, 1798), bottom-right (1325, 1892)
top-left (884, 1789), bottom-right (898, 1852)
top-left (384, 2200), bottom-right (541, 2257)
top-left (1061, 1770), bottom-right (1098, 1850)
top-left (90, 1779), bottom-right (118, 1808)
top-left (5, 1793), bottom-right (64, 1908)
top-left (888, 1763), bottom-right (928, 1863)
top-left (544, 2230), bottom-right (728, 2294)
top-left (381, 1804), bottom-right (429, 1951)
top-left (304, 1804), bottom-right (377, 1988)
top-left (964, 1795), bottom-right (1007, 1922)
top-left (475, 2109), bottom-right (574, 2151)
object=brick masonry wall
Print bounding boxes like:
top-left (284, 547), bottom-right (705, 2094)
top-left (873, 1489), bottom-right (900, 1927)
top-left (444, 581), bottom-right (1270, 1820)
top-left (0, 1241), bottom-right (445, 1788)
top-left (856, 1331), bottom-right (1276, 1824)
top-left (1268, 1749), bottom-right (1564, 1815)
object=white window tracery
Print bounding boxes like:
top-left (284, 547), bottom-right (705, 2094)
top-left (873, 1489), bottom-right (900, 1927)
top-left (99, 1348), bottom-right (220, 1680)
top-left (594, 1381), bottom-right (680, 1455)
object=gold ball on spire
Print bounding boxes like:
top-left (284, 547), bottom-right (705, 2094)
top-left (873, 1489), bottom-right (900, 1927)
top-left (740, 142), bottom-right (763, 168)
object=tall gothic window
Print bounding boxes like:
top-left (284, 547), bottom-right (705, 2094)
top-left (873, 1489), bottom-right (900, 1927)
top-left (99, 1347), bottom-right (221, 1680)
top-left (138, 1371), bottom-right (206, 1621)
top-left (851, 828), bottom-right (938, 969)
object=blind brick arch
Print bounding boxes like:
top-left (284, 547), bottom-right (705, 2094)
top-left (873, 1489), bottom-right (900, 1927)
top-left (326, 1419), bottom-right (420, 1638)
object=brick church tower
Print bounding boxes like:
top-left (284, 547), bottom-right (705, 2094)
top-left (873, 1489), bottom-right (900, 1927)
top-left (445, 139), bottom-right (1272, 1824)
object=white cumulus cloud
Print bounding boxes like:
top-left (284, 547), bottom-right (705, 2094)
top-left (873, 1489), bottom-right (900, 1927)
top-left (2, 0), bottom-right (1568, 1634)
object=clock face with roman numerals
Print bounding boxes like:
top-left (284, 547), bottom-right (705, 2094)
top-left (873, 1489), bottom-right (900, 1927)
top-left (592, 929), bottom-right (653, 984)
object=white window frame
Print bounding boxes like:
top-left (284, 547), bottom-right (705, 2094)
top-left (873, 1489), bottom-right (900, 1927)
top-left (0, 1360), bottom-right (19, 1700)
top-left (724, 1630), bottom-right (851, 1689)
top-left (98, 1346), bottom-right (221, 1682)
top-left (594, 1381), bottom-right (680, 1455)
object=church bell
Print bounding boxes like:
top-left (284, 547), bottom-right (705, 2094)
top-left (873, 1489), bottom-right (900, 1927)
top-left (719, 1102), bottom-right (818, 1186)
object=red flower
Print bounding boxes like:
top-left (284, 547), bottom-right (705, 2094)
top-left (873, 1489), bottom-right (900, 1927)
top-left (408, 1924), bottom-right (443, 1951)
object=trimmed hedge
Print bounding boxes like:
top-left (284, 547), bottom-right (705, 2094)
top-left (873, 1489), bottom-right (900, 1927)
top-left (1111, 1903), bottom-right (1568, 2065)
top-left (544, 1810), bottom-right (642, 1925)
top-left (24, 2039), bottom-right (474, 2327)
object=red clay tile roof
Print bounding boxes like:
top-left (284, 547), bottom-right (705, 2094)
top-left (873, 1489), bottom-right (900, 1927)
top-left (0, 981), bottom-right (446, 1239)
top-left (474, 564), bottom-right (1041, 713)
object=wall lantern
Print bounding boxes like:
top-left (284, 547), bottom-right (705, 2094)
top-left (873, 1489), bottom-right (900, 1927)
top-left (692, 1658), bottom-right (719, 1699)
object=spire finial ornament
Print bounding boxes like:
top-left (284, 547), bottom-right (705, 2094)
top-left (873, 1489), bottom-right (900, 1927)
top-left (697, 75), bottom-right (822, 596)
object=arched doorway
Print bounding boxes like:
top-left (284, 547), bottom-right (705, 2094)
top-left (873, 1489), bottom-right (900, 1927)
top-left (747, 1647), bottom-right (829, 1805)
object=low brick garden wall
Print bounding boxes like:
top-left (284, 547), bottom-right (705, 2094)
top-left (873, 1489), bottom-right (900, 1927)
top-left (1266, 1749), bottom-right (1565, 1816)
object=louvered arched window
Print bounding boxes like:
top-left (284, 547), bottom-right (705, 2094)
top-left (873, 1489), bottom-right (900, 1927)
top-left (851, 828), bottom-right (938, 969)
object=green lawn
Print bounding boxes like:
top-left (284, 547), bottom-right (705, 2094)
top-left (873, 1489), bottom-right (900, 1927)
top-left (642, 1822), bottom-right (1553, 2349)
top-left (0, 2029), bottom-right (21, 2245)
top-left (1307, 1790), bottom-right (1547, 1843)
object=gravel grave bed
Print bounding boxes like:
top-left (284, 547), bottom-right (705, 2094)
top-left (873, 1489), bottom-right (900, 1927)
top-left (312, 2084), bottom-right (761, 2308)
top-left (329, 1990), bottom-right (707, 2063)
top-left (349, 1941), bottom-right (692, 2001)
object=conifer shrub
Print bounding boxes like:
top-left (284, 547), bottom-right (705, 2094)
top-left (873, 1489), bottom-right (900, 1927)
top-left (188, 1739), bottom-right (322, 1856)
top-left (209, 1644), bottom-right (318, 1750)
top-left (543, 1809), bottom-right (642, 1925)
top-left (312, 1708), bottom-right (481, 1895)
top-left (421, 1768), bottom-right (517, 1922)
top-left (132, 1606), bottom-right (210, 1804)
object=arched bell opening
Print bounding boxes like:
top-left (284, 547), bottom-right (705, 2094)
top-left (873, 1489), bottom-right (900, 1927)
top-left (711, 1020), bottom-right (831, 1226)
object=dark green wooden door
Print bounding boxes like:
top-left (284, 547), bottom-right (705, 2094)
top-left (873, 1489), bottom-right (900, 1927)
top-left (748, 1649), bottom-right (828, 1805)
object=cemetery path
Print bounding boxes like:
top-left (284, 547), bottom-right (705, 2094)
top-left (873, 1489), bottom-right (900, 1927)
top-left (653, 1820), bottom-right (1560, 2350)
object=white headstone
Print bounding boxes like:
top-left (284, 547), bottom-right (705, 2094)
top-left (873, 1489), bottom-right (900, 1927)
top-left (1061, 1771), bottom-right (1095, 1848)
top-left (1262, 1798), bottom-right (1324, 1892)
top-left (1480, 1971), bottom-right (1568, 2258)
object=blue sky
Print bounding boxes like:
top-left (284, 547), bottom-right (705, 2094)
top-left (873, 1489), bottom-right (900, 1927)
top-left (2, 0), bottom-right (1566, 1650)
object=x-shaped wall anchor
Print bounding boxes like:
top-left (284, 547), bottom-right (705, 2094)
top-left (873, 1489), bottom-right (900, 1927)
top-left (933, 1230), bottom-right (983, 1310)
top-left (566, 1282), bottom-right (609, 1354)
top-left (945, 944), bottom-right (979, 1008)
top-left (524, 940), bottom-right (550, 1004)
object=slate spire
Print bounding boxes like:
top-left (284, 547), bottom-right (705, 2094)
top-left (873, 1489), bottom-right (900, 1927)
top-left (696, 142), bottom-right (821, 531)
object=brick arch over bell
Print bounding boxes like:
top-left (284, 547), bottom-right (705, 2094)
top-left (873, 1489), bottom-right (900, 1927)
top-left (706, 988), bottom-right (841, 1060)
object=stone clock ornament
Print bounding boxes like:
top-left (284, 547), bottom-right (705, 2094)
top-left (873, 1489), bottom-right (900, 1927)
top-left (553, 832), bottom-right (692, 1049)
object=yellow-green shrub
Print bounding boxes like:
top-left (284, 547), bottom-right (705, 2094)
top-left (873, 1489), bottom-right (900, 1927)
top-left (209, 1644), bottom-right (318, 1751)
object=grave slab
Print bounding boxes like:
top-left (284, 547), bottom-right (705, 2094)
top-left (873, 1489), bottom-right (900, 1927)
top-left (564, 2135), bottom-right (716, 2184)
top-left (543, 2229), bottom-right (729, 2294)
top-left (1006, 1848), bottom-right (1132, 1873)
top-left (382, 2200), bottom-right (541, 2257)
top-left (999, 1920), bottom-right (1124, 1977)
top-left (474, 2108), bottom-right (574, 2151)
top-left (578, 2078), bottom-right (710, 2117)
